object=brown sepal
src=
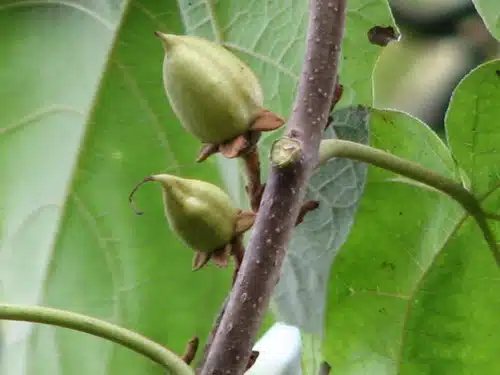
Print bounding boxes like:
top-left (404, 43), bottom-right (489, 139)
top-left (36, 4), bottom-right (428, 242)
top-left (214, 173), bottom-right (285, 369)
top-left (195, 109), bottom-right (283, 163)
top-left (234, 210), bottom-right (257, 235)
top-left (250, 109), bottom-right (286, 132)
top-left (219, 135), bottom-right (249, 159)
top-left (192, 251), bottom-right (211, 271)
top-left (196, 143), bottom-right (219, 162)
top-left (210, 243), bottom-right (232, 268)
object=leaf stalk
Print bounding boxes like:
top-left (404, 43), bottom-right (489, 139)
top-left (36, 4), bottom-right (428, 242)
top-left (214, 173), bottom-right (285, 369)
top-left (0, 303), bottom-right (194, 375)
top-left (318, 138), bottom-right (500, 267)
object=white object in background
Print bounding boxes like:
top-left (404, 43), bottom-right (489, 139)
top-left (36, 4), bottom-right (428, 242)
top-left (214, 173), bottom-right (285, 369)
top-left (245, 323), bottom-right (302, 375)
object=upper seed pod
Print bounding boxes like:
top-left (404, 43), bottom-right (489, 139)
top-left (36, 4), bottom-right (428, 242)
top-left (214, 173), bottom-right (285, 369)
top-left (156, 32), bottom-right (264, 144)
top-left (130, 174), bottom-right (237, 252)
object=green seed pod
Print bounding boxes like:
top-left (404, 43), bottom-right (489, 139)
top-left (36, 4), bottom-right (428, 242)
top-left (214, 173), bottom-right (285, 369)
top-left (156, 32), bottom-right (264, 144)
top-left (130, 174), bottom-right (237, 252)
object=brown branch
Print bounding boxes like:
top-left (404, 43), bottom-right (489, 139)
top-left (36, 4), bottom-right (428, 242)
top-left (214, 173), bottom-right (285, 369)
top-left (195, 296), bottom-right (228, 374)
top-left (199, 1), bottom-right (347, 375)
top-left (198, 199), bottom-right (317, 372)
top-left (182, 336), bottom-right (199, 364)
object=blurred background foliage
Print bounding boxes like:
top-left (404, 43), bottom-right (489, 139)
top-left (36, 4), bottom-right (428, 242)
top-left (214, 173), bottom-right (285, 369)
top-left (376, 0), bottom-right (499, 132)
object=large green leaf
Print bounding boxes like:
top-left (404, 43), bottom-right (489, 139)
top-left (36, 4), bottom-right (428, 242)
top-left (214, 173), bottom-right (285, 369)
top-left (398, 198), bottom-right (500, 375)
top-left (472, 0), bottom-right (500, 40)
top-left (445, 59), bottom-right (500, 194)
top-left (272, 107), bottom-right (369, 335)
top-left (272, 107), bottom-right (369, 375)
top-left (323, 109), bottom-right (500, 373)
top-left (0, 2), bottom-right (231, 375)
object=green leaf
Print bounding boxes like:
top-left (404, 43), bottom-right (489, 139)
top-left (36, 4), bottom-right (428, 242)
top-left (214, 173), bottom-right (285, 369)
top-left (445, 59), bottom-right (500, 194)
top-left (0, 2), bottom-right (230, 375)
top-left (176, 0), bottom-right (395, 118)
top-left (472, 0), bottom-right (500, 40)
top-left (272, 107), bottom-right (369, 334)
top-left (398, 198), bottom-right (500, 375)
top-left (323, 109), bottom-right (500, 374)
top-left (342, 1), bottom-right (397, 106)
top-left (272, 107), bottom-right (369, 375)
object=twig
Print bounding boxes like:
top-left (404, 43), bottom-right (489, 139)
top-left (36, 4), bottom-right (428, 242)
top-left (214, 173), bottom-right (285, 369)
top-left (199, 1), bottom-right (347, 375)
top-left (182, 336), bottom-right (199, 364)
top-left (231, 236), bottom-right (246, 285)
top-left (195, 296), bottom-right (229, 374)
top-left (0, 304), bottom-right (194, 375)
top-left (325, 77), bottom-right (343, 130)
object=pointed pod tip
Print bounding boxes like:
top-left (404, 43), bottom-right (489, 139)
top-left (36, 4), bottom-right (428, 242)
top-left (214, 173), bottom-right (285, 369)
top-left (154, 31), bottom-right (176, 51)
top-left (154, 31), bottom-right (170, 41)
top-left (149, 173), bottom-right (179, 187)
top-left (128, 176), bottom-right (156, 215)
top-left (192, 251), bottom-right (210, 271)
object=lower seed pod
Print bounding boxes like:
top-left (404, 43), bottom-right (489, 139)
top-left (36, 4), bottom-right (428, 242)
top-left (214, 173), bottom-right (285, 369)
top-left (130, 174), bottom-right (236, 251)
top-left (129, 174), bottom-right (256, 270)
